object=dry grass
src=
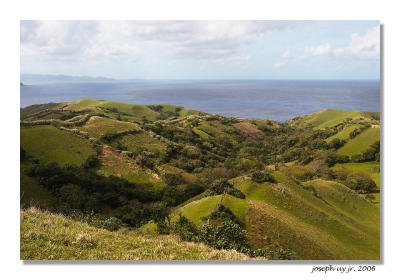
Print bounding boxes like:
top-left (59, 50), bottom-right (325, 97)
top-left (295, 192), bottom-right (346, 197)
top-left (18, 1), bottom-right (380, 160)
top-left (20, 208), bottom-right (259, 260)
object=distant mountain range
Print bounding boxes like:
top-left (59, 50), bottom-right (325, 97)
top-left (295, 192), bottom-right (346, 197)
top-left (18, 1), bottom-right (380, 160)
top-left (20, 74), bottom-right (117, 84)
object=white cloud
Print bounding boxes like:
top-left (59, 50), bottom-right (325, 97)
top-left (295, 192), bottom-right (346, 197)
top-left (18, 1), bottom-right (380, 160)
top-left (273, 61), bottom-right (286, 68)
top-left (304, 43), bottom-right (331, 56)
top-left (20, 20), bottom-right (305, 64)
top-left (333, 25), bottom-right (380, 60)
top-left (280, 49), bottom-right (290, 58)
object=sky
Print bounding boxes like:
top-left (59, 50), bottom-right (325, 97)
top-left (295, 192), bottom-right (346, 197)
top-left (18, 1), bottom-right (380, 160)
top-left (20, 20), bottom-right (380, 80)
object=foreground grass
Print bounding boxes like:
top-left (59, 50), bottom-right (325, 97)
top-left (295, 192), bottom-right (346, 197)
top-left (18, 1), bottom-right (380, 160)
top-left (20, 208), bottom-right (257, 260)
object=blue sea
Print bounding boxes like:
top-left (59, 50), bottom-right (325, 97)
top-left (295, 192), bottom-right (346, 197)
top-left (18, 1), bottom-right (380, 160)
top-left (20, 80), bottom-right (380, 122)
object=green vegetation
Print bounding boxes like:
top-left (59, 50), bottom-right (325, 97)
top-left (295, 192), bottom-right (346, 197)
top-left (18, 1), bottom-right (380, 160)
top-left (20, 100), bottom-right (380, 260)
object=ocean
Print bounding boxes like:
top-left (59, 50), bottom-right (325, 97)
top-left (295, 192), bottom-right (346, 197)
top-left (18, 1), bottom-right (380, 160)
top-left (20, 80), bottom-right (380, 122)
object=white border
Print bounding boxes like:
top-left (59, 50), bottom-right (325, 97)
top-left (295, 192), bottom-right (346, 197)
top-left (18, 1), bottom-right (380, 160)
top-left (1, 0), bottom-right (400, 279)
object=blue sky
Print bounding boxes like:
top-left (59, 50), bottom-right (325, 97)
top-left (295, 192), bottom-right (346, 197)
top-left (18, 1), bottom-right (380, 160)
top-left (20, 20), bottom-right (380, 80)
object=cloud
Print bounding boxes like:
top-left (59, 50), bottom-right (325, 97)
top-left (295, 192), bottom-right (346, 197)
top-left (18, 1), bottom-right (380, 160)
top-left (304, 43), bottom-right (331, 56)
top-left (300, 26), bottom-right (379, 60)
top-left (280, 50), bottom-right (290, 58)
top-left (333, 25), bottom-right (380, 60)
top-left (273, 61), bottom-right (286, 68)
top-left (20, 20), bottom-right (305, 64)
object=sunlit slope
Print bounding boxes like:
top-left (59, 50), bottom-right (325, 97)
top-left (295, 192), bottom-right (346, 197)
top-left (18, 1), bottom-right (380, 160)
top-left (286, 109), bottom-right (379, 129)
top-left (81, 116), bottom-right (141, 138)
top-left (338, 127), bottom-right (380, 156)
top-left (20, 125), bottom-right (96, 166)
top-left (20, 208), bottom-right (257, 260)
top-left (287, 109), bottom-right (363, 129)
top-left (326, 124), bottom-right (362, 142)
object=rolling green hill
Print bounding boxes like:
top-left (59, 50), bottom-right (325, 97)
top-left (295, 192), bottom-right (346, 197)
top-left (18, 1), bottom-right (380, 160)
top-left (20, 100), bottom-right (380, 260)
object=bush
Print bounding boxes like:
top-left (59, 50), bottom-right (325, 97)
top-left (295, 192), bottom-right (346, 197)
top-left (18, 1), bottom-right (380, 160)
top-left (156, 220), bottom-right (170, 234)
top-left (203, 205), bottom-right (242, 225)
top-left (250, 170), bottom-right (276, 183)
top-left (162, 173), bottom-right (185, 186)
top-left (82, 154), bottom-right (99, 169)
top-left (199, 220), bottom-right (248, 251)
top-left (344, 171), bottom-right (377, 193)
top-left (204, 178), bottom-right (245, 199)
top-left (95, 216), bottom-right (123, 231)
top-left (326, 153), bottom-right (349, 167)
top-left (329, 138), bottom-right (346, 150)
top-left (226, 187), bottom-right (246, 199)
top-left (289, 165), bottom-right (316, 182)
top-left (171, 215), bottom-right (198, 242)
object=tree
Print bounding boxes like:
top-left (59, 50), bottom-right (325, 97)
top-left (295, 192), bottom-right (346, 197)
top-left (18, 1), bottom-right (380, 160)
top-left (344, 171), bottom-right (377, 193)
top-left (329, 138), bottom-right (346, 150)
top-left (251, 170), bottom-right (276, 183)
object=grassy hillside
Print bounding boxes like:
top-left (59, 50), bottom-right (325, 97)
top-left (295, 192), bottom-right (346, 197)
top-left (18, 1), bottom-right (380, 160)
top-left (326, 124), bottom-right (362, 142)
top-left (20, 208), bottom-right (257, 260)
top-left (20, 100), bottom-right (380, 260)
top-left (20, 125), bottom-right (96, 166)
top-left (81, 116), bottom-right (141, 138)
top-left (338, 127), bottom-right (380, 156)
top-left (286, 109), bottom-right (379, 130)
top-left (287, 109), bottom-right (363, 129)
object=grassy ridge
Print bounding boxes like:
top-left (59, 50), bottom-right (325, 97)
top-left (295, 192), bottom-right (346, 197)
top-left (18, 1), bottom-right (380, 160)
top-left (20, 208), bottom-right (257, 260)
top-left (81, 116), bottom-right (140, 138)
top-left (288, 109), bottom-right (363, 129)
top-left (59, 99), bottom-right (201, 122)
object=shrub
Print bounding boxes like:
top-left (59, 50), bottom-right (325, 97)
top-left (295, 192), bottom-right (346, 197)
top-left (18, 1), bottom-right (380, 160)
top-left (250, 170), bottom-right (276, 183)
top-left (226, 187), bottom-right (246, 199)
top-left (94, 216), bottom-right (123, 231)
top-left (162, 173), bottom-right (185, 186)
top-left (199, 220), bottom-right (248, 251)
top-left (203, 205), bottom-right (242, 225)
top-left (326, 153), bottom-right (349, 167)
top-left (344, 171), bottom-right (377, 193)
top-left (156, 220), bottom-right (170, 235)
top-left (204, 179), bottom-right (245, 199)
top-left (82, 154), bottom-right (99, 169)
top-left (329, 138), bottom-right (346, 150)
top-left (171, 215), bottom-right (198, 242)
top-left (289, 165), bottom-right (316, 182)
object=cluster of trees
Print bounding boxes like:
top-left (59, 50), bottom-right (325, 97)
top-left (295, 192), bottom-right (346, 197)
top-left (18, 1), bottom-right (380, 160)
top-left (203, 179), bottom-right (245, 199)
top-left (334, 169), bottom-right (377, 193)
